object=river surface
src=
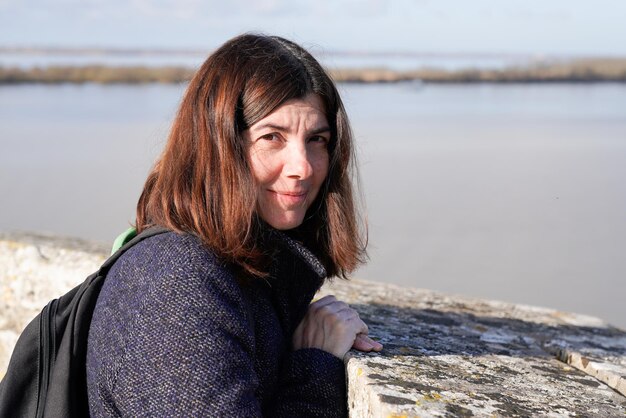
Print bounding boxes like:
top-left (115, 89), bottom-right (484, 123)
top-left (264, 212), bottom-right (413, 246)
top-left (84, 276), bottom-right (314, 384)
top-left (1, 82), bottom-right (625, 329)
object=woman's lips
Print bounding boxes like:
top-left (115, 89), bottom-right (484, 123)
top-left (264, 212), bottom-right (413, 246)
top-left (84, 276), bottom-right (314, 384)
top-left (268, 190), bottom-right (308, 206)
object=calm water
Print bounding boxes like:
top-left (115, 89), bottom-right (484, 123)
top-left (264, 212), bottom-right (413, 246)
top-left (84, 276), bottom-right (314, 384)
top-left (1, 83), bottom-right (625, 329)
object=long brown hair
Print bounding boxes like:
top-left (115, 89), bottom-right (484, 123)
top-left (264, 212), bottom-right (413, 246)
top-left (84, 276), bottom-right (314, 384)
top-left (136, 34), bottom-right (366, 278)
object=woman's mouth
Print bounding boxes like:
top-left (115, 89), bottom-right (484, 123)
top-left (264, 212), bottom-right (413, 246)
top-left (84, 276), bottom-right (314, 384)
top-left (268, 190), bottom-right (308, 206)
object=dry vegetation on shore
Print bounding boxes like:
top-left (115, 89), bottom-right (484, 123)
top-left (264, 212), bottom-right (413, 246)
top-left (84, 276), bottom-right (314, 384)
top-left (1, 58), bottom-right (626, 84)
top-left (0, 65), bottom-right (195, 84)
top-left (333, 58), bottom-right (626, 83)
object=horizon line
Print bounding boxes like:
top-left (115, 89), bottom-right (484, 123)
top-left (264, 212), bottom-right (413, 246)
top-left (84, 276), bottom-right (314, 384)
top-left (1, 46), bottom-right (623, 60)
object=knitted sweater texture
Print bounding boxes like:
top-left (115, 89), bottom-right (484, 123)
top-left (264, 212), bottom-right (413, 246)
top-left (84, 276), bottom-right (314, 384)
top-left (86, 231), bottom-right (347, 417)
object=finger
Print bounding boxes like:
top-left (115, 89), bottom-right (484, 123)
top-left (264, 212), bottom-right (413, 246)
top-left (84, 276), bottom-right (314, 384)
top-left (352, 334), bottom-right (383, 352)
top-left (351, 334), bottom-right (375, 351)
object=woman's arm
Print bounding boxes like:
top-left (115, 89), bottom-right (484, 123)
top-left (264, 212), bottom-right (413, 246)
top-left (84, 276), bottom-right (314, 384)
top-left (268, 295), bottom-right (383, 417)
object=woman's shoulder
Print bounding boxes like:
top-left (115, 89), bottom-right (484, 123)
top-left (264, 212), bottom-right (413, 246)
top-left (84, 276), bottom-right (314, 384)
top-left (119, 230), bottom-right (223, 274)
top-left (90, 231), bottom-right (251, 351)
top-left (128, 229), bottom-right (214, 259)
top-left (87, 231), bottom-right (257, 413)
top-left (102, 231), bottom-right (241, 304)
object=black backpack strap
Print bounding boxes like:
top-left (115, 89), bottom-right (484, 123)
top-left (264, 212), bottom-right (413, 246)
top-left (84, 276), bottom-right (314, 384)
top-left (99, 226), bottom-right (170, 273)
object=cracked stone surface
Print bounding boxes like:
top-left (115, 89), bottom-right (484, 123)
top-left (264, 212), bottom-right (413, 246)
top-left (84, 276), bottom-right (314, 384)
top-left (2, 232), bottom-right (625, 417)
top-left (318, 279), bottom-right (626, 417)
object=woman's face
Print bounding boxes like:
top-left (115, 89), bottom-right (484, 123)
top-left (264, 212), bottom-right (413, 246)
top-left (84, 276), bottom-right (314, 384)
top-left (245, 94), bottom-right (330, 230)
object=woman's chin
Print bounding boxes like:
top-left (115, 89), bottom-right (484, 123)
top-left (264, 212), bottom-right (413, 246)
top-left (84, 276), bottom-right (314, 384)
top-left (262, 212), bottom-right (306, 231)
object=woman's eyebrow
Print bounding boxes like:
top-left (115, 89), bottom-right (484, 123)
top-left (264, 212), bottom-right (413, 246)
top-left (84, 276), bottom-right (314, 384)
top-left (252, 123), bottom-right (330, 135)
top-left (309, 126), bottom-right (331, 136)
top-left (252, 123), bottom-right (288, 133)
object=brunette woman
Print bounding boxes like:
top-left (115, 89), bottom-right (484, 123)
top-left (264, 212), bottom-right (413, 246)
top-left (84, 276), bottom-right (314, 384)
top-left (86, 33), bottom-right (382, 417)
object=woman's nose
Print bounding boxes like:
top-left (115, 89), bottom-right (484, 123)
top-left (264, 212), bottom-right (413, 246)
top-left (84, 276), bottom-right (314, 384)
top-left (285, 144), bottom-right (313, 180)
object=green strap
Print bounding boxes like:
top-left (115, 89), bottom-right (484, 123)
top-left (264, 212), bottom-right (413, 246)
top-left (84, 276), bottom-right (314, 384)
top-left (111, 227), bottom-right (138, 255)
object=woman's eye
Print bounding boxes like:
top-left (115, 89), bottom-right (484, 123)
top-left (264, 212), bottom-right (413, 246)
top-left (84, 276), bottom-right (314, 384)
top-left (309, 135), bottom-right (329, 145)
top-left (260, 133), bottom-right (278, 141)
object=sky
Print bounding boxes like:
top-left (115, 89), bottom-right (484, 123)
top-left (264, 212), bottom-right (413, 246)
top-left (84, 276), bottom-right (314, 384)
top-left (1, 0), bottom-right (626, 56)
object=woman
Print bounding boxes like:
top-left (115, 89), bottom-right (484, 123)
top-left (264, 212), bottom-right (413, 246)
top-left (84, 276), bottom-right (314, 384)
top-left (86, 34), bottom-right (382, 417)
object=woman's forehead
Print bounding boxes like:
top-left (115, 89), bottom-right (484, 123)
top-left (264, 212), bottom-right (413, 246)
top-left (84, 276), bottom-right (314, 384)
top-left (249, 94), bottom-right (328, 133)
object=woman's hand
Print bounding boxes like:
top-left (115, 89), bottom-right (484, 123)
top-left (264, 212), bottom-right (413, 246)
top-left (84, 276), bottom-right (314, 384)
top-left (292, 295), bottom-right (383, 360)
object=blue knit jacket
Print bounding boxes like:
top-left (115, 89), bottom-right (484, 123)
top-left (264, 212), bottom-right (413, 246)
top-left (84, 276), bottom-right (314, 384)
top-left (86, 230), bottom-right (347, 417)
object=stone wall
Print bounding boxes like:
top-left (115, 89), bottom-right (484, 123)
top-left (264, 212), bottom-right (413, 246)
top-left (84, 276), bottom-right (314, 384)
top-left (0, 232), bottom-right (109, 374)
top-left (1, 232), bottom-right (625, 416)
top-left (319, 280), bottom-right (626, 416)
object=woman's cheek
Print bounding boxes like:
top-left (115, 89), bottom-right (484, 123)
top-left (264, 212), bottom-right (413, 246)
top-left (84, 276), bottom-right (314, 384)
top-left (309, 147), bottom-right (329, 173)
top-left (249, 151), bottom-right (279, 184)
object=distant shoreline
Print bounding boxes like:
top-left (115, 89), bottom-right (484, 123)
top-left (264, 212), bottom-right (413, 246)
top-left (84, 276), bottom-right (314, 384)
top-left (1, 58), bottom-right (625, 84)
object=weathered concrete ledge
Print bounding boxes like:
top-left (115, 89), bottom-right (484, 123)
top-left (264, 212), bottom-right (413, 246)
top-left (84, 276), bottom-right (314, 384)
top-left (1, 231), bottom-right (625, 416)
top-left (318, 280), bottom-right (626, 416)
